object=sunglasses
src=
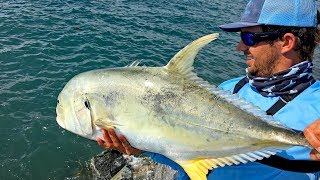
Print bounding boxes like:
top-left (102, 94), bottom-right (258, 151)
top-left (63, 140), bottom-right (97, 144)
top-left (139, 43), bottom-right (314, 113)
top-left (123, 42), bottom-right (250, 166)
top-left (240, 31), bottom-right (281, 46)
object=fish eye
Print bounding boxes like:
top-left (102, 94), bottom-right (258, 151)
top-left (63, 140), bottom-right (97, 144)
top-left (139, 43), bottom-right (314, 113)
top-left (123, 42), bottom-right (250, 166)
top-left (84, 100), bottom-right (90, 110)
top-left (57, 99), bottom-right (60, 104)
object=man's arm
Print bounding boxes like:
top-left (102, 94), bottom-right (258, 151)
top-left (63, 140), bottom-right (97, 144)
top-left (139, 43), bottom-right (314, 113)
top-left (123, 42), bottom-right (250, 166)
top-left (304, 119), bottom-right (320, 160)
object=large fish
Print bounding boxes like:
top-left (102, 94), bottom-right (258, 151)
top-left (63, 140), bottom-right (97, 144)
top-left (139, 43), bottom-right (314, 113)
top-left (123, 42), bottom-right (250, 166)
top-left (56, 33), bottom-right (311, 180)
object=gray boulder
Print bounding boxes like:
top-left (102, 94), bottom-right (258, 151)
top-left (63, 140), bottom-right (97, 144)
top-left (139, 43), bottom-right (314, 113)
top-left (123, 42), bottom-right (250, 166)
top-left (89, 150), bottom-right (178, 180)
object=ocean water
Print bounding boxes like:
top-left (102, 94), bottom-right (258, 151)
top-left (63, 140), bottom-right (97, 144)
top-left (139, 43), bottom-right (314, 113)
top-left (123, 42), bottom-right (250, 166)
top-left (1, 0), bottom-right (319, 179)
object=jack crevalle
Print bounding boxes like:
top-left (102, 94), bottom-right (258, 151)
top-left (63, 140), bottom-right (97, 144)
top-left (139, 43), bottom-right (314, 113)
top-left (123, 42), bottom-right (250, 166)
top-left (56, 34), bottom-right (311, 180)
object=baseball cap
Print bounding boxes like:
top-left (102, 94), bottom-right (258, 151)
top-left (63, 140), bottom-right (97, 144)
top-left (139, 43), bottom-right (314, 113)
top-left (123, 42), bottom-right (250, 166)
top-left (219, 0), bottom-right (317, 32)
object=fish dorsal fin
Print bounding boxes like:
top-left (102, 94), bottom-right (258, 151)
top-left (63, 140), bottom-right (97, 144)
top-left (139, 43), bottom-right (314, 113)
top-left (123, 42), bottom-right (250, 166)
top-left (125, 60), bottom-right (143, 67)
top-left (165, 33), bottom-right (219, 77)
top-left (176, 147), bottom-right (283, 180)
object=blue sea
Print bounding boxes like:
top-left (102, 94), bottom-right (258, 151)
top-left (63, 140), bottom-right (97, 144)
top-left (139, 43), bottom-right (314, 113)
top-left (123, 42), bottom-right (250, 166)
top-left (1, 0), bottom-right (320, 179)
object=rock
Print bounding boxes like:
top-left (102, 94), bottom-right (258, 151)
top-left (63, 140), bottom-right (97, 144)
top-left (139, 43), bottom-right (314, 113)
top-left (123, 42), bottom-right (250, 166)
top-left (89, 150), bottom-right (178, 180)
top-left (90, 150), bottom-right (127, 179)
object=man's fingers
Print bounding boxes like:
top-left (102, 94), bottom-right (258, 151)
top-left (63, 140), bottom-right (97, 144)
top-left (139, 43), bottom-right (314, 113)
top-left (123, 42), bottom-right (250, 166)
top-left (102, 128), bottom-right (113, 144)
top-left (310, 149), bottom-right (320, 161)
top-left (107, 128), bottom-right (125, 150)
top-left (96, 137), bottom-right (104, 146)
top-left (119, 134), bottom-right (143, 155)
top-left (97, 128), bottom-right (141, 155)
top-left (119, 134), bottom-right (131, 147)
top-left (307, 119), bottom-right (320, 130)
top-left (118, 134), bottom-right (133, 155)
top-left (304, 128), bottom-right (320, 152)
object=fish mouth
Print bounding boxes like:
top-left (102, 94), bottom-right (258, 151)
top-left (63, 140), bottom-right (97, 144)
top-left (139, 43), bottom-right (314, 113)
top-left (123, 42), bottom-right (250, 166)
top-left (56, 105), bottom-right (66, 129)
top-left (56, 115), bottom-right (66, 129)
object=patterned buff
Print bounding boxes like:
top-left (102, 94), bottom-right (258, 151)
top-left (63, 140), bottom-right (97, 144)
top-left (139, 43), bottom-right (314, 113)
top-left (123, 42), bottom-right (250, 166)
top-left (246, 61), bottom-right (316, 97)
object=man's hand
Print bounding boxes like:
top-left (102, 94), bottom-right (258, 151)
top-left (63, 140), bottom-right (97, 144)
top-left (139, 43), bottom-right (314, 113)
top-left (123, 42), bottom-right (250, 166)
top-left (96, 128), bottom-right (144, 156)
top-left (304, 119), bottom-right (320, 160)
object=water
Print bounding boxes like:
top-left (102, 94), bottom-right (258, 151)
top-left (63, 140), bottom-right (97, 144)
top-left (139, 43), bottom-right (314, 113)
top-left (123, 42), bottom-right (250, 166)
top-left (1, 0), bottom-right (319, 179)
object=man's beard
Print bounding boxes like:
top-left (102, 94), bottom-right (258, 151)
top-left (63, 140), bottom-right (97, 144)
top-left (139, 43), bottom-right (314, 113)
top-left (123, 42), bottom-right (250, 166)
top-left (249, 51), bottom-right (280, 77)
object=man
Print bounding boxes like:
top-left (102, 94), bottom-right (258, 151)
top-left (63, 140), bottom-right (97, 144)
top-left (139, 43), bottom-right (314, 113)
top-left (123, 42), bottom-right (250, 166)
top-left (97, 0), bottom-right (320, 179)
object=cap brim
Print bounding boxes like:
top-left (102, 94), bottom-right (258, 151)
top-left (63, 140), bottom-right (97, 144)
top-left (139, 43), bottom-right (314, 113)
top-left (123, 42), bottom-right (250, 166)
top-left (219, 22), bottom-right (263, 32)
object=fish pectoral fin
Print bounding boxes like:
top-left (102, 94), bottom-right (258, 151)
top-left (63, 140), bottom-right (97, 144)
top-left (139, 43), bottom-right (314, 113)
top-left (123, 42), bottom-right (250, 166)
top-left (94, 118), bottom-right (122, 129)
top-left (176, 159), bottom-right (216, 180)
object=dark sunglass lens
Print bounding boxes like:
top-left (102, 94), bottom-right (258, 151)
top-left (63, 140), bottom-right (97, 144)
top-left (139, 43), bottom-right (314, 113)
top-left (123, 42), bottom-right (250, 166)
top-left (241, 33), bottom-right (255, 46)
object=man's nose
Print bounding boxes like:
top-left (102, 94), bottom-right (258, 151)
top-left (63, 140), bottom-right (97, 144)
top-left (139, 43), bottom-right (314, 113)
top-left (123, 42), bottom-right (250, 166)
top-left (236, 41), bottom-right (248, 51)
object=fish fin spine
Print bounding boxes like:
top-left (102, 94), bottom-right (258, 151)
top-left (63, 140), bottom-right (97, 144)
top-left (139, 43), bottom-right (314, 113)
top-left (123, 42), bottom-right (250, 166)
top-left (125, 60), bottom-right (143, 67)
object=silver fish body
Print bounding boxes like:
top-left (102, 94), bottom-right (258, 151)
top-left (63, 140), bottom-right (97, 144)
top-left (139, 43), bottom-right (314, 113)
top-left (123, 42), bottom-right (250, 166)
top-left (56, 34), bottom-right (310, 180)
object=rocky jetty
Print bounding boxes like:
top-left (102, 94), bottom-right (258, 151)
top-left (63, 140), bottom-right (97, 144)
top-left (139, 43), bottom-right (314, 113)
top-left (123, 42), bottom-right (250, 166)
top-left (89, 150), bottom-right (178, 180)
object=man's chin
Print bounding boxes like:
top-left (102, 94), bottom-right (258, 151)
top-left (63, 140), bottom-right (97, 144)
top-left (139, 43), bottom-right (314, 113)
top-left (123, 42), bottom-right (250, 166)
top-left (246, 67), bottom-right (256, 75)
top-left (248, 70), bottom-right (263, 77)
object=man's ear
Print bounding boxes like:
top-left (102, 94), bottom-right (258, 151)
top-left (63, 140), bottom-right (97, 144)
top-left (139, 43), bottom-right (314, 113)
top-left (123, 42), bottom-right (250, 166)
top-left (281, 33), bottom-right (297, 54)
